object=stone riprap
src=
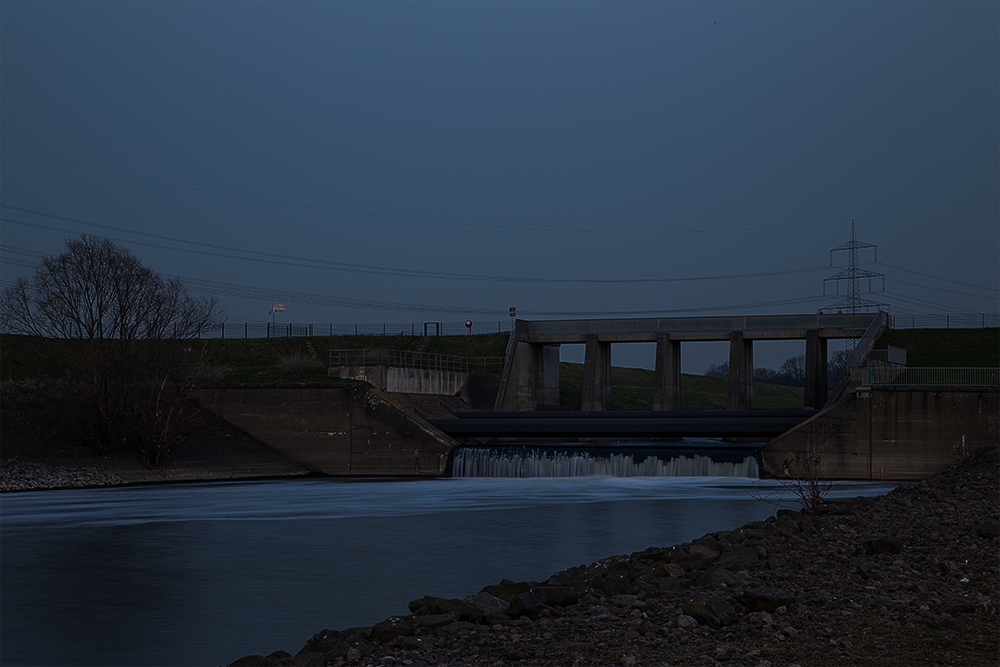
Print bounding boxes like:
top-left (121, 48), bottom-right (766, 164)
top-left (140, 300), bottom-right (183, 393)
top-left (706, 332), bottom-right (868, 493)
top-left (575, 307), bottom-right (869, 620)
top-left (0, 459), bottom-right (126, 491)
top-left (227, 449), bottom-right (999, 667)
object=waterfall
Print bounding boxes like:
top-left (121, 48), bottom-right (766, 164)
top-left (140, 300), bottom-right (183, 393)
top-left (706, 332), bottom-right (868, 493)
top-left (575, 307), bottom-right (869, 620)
top-left (449, 447), bottom-right (759, 478)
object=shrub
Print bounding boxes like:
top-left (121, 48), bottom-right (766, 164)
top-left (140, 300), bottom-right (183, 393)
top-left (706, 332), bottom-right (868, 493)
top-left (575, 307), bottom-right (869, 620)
top-left (277, 352), bottom-right (322, 376)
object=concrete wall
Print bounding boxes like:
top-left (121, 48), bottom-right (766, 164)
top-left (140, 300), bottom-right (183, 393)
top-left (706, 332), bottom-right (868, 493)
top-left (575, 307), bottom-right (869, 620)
top-left (329, 366), bottom-right (469, 395)
top-left (763, 387), bottom-right (998, 481)
top-left (191, 385), bottom-right (458, 476)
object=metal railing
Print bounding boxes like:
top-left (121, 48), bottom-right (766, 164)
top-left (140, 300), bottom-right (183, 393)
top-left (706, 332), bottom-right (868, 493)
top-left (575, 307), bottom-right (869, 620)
top-left (865, 366), bottom-right (999, 387)
top-left (862, 345), bottom-right (907, 366)
top-left (845, 311), bottom-right (891, 368)
top-left (328, 349), bottom-right (505, 374)
top-left (493, 329), bottom-right (518, 410)
top-left (893, 313), bottom-right (999, 329)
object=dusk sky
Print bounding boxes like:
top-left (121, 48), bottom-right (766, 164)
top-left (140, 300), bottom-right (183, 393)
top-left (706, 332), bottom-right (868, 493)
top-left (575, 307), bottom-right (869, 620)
top-left (2, 1), bottom-right (997, 372)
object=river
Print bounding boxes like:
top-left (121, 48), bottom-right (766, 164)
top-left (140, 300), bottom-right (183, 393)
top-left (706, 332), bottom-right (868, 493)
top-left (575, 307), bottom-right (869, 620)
top-left (0, 474), bottom-right (898, 667)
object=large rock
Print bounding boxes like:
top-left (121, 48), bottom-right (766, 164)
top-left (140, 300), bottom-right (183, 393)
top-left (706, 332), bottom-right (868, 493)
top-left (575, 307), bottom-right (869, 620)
top-left (505, 590), bottom-right (543, 619)
top-left (591, 571), bottom-right (634, 596)
top-left (533, 585), bottom-right (579, 607)
top-left (296, 630), bottom-right (348, 658)
top-left (480, 579), bottom-right (531, 602)
top-left (735, 588), bottom-right (798, 612)
top-left (695, 567), bottom-right (743, 589)
top-left (863, 536), bottom-right (904, 555)
top-left (408, 595), bottom-right (484, 623)
top-left (715, 545), bottom-right (760, 571)
top-left (462, 591), bottom-right (510, 616)
top-left (368, 616), bottom-right (417, 643)
top-left (682, 594), bottom-right (738, 629)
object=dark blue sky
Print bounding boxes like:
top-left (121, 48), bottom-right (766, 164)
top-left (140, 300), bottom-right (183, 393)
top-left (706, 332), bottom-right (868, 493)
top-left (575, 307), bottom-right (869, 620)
top-left (2, 1), bottom-right (997, 371)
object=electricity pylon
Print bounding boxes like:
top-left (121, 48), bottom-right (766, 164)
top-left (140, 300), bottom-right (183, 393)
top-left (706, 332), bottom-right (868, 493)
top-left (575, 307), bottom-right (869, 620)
top-left (821, 221), bottom-right (888, 350)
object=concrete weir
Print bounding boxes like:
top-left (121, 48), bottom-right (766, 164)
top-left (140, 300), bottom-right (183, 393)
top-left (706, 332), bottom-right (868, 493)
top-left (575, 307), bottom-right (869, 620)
top-left (191, 385), bottom-right (458, 476)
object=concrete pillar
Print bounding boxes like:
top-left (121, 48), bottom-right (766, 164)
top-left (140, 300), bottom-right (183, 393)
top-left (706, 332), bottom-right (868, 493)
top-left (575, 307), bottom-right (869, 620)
top-left (506, 341), bottom-right (561, 411)
top-left (653, 333), bottom-right (681, 411)
top-left (537, 343), bottom-right (561, 408)
top-left (508, 340), bottom-right (539, 411)
top-left (804, 330), bottom-right (828, 409)
top-left (727, 332), bottom-right (753, 410)
top-left (581, 334), bottom-right (612, 411)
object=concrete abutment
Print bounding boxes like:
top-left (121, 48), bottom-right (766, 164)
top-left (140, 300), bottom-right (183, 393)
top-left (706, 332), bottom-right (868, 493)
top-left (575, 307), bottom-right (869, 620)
top-left (762, 386), bottom-right (998, 481)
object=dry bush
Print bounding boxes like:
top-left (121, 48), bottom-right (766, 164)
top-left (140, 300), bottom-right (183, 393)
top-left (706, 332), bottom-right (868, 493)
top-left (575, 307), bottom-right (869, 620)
top-left (277, 352), bottom-right (322, 376)
top-left (189, 364), bottom-right (228, 384)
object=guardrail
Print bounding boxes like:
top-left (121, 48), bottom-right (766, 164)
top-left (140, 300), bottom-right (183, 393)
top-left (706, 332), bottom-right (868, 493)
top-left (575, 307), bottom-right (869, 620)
top-left (328, 348), bottom-right (505, 374)
top-left (865, 367), bottom-right (1000, 387)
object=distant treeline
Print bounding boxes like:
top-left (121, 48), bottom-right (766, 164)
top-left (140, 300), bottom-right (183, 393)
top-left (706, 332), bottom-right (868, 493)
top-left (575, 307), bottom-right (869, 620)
top-left (705, 351), bottom-right (850, 389)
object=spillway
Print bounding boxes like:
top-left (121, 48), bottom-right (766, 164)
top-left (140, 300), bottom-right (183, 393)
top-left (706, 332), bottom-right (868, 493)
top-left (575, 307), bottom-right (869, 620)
top-left (448, 443), bottom-right (760, 478)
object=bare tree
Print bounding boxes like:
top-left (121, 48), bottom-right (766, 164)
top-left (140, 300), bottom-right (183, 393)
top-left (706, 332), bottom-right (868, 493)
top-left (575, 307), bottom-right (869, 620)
top-left (1, 235), bottom-right (222, 462)
top-left (704, 362), bottom-right (729, 378)
top-left (778, 354), bottom-right (806, 386)
top-left (826, 349), bottom-right (850, 389)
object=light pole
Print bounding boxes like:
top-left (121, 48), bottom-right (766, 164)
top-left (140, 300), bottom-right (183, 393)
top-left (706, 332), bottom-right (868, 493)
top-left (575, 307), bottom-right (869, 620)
top-left (270, 303), bottom-right (285, 337)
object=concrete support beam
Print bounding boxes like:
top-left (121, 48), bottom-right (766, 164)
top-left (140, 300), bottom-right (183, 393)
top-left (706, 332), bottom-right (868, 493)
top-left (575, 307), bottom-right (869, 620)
top-left (653, 333), bottom-right (681, 411)
top-left (506, 341), bottom-right (561, 411)
top-left (582, 334), bottom-right (612, 411)
top-left (508, 340), bottom-right (539, 411)
top-left (804, 330), bottom-right (828, 409)
top-left (537, 344), bottom-right (561, 408)
top-left (727, 332), bottom-right (754, 411)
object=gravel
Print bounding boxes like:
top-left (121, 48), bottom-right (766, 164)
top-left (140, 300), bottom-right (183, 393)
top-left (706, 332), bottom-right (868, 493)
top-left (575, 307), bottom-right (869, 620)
top-left (0, 459), bottom-right (126, 491)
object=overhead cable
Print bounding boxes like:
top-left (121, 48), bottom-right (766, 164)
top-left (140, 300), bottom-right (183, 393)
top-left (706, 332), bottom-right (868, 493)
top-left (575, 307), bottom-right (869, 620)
top-left (0, 151), bottom-right (850, 234)
top-left (0, 214), bottom-right (830, 284)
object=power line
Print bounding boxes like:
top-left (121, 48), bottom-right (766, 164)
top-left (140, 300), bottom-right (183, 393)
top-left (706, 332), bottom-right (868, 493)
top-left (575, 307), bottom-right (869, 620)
top-left (886, 277), bottom-right (998, 301)
top-left (177, 273), bottom-right (831, 316)
top-left (857, 220), bottom-right (999, 256)
top-left (876, 261), bottom-right (999, 293)
top-left (881, 290), bottom-right (981, 314)
top-left (0, 210), bottom-right (832, 284)
top-left (1, 150), bottom-right (850, 235)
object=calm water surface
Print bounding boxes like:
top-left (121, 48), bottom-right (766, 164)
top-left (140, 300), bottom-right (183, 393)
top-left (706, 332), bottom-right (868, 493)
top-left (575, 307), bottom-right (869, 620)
top-left (1, 475), bottom-right (897, 667)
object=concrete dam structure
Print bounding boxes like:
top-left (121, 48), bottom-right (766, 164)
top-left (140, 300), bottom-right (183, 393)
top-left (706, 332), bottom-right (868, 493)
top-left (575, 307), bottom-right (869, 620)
top-left (191, 313), bottom-right (996, 482)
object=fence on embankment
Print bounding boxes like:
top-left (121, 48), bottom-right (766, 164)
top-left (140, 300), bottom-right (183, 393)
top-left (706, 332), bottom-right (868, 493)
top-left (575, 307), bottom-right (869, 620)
top-left (196, 320), bottom-right (514, 339)
top-left (864, 366), bottom-right (999, 388)
top-left (188, 313), bottom-right (1000, 339)
top-left (328, 348), bottom-right (504, 374)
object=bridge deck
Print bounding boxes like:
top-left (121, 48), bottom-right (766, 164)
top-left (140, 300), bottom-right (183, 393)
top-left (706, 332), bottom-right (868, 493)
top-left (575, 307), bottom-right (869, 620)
top-left (430, 410), bottom-right (812, 439)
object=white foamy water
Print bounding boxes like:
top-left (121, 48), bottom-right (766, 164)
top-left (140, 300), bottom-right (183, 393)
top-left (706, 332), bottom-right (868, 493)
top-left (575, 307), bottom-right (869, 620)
top-left (450, 448), bottom-right (760, 478)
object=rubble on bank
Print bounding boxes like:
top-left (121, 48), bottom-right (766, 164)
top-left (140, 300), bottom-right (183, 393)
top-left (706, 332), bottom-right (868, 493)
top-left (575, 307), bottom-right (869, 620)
top-left (227, 448), bottom-right (999, 667)
top-left (0, 459), bottom-right (126, 492)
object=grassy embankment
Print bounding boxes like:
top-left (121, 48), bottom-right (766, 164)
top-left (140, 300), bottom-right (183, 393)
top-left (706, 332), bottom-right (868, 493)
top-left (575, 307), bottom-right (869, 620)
top-left (558, 363), bottom-right (803, 411)
top-left (874, 327), bottom-right (999, 368)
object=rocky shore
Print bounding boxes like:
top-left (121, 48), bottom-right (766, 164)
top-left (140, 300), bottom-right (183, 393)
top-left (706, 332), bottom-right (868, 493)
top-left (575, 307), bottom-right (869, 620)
top-left (228, 449), bottom-right (999, 667)
top-left (0, 458), bottom-right (127, 491)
